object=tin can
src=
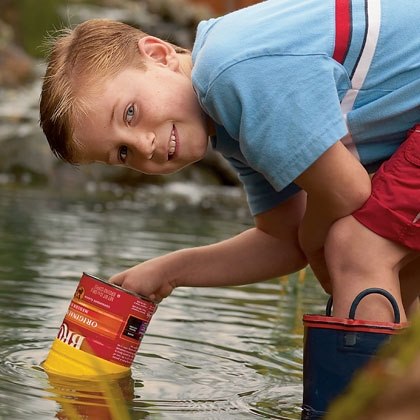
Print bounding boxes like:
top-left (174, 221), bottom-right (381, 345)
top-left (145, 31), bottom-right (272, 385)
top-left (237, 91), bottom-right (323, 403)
top-left (46, 371), bottom-right (134, 419)
top-left (43, 272), bottom-right (158, 378)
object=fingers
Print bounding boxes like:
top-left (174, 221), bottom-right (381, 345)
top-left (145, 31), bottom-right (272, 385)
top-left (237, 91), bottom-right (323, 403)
top-left (148, 293), bottom-right (161, 303)
top-left (109, 270), bottom-right (126, 285)
top-left (153, 283), bottom-right (175, 303)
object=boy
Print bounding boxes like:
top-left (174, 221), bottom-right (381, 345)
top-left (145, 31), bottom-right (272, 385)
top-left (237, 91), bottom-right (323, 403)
top-left (40, 0), bottom-right (420, 321)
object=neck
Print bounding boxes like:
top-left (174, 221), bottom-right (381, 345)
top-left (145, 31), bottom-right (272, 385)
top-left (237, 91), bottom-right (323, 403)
top-left (177, 52), bottom-right (216, 137)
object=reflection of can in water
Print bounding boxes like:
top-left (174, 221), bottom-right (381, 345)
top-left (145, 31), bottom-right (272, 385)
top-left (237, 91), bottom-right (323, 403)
top-left (43, 272), bottom-right (158, 378)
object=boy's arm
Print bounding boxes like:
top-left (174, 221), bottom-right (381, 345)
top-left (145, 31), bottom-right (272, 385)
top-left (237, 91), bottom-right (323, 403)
top-left (294, 138), bottom-right (372, 289)
top-left (110, 192), bottom-right (308, 301)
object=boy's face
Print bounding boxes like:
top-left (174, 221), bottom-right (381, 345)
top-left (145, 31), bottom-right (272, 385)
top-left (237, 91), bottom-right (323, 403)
top-left (73, 48), bottom-right (209, 175)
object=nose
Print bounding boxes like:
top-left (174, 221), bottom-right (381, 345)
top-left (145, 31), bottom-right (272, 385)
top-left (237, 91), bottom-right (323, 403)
top-left (135, 131), bottom-right (156, 159)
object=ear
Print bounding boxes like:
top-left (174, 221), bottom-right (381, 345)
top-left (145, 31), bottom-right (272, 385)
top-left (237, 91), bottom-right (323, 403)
top-left (137, 36), bottom-right (178, 69)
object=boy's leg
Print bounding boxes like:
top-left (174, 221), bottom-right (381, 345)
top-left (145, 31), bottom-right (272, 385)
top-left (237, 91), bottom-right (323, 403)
top-left (325, 125), bottom-right (420, 322)
top-left (303, 226), bottom-right (407, 418)
top-left (325, 215), bottom-right (412, 322)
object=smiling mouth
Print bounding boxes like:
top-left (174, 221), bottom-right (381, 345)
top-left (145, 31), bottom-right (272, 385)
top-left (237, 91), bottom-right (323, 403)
top-left (168, 125), bottom-right (177, 159)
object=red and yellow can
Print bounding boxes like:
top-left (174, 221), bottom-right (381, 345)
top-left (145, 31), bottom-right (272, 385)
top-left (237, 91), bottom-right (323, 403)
top-left (43, 272), bottom-right (157, 378)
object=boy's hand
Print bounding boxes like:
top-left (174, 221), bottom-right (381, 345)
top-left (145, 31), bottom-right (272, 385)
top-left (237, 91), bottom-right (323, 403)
top-left (109, 257), bottom-right (177, 302)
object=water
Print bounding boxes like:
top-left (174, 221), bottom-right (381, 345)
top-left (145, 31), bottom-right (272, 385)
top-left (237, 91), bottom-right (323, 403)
top-left (0, 183), bottom-right (328, 420)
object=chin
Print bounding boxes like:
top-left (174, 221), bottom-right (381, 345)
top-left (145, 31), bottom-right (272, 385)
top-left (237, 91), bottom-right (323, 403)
top-left (156, 162), bottom-right (191, 175)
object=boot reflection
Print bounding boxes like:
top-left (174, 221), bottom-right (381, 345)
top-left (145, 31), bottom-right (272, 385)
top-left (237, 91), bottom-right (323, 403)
top-left (45, 372), bottom-right (135, 420)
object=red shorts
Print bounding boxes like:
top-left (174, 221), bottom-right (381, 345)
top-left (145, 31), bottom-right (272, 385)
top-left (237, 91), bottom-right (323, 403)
top-left (353, 125), bottom-right (420, 251)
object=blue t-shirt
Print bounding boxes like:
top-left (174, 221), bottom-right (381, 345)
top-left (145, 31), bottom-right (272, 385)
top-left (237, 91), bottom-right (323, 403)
top-left (191, 0), bottom-right (420, 215)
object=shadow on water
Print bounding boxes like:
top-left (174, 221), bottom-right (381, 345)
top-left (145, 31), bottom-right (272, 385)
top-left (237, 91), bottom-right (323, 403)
top-left (0, 184), bottom-right (328, 419)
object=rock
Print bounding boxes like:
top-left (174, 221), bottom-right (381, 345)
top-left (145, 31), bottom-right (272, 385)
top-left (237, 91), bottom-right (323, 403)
top-left (0, 18), bottom-right (34, 87)
top-left (0, 130), bottom-right (52, 184)
top-left (0, 45), bottom-right (34, 87)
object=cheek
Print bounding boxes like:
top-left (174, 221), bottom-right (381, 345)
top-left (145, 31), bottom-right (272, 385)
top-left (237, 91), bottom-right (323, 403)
top-left (173, 82), bottom-right (201, 115)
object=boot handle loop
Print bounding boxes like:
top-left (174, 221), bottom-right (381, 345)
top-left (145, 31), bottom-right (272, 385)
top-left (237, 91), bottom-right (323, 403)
top-left (326, 288), bottom-right (400, 323)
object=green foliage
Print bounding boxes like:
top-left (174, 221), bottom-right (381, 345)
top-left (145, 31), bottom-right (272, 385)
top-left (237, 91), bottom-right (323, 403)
top-left (14, 0), bottom-right (62, 57)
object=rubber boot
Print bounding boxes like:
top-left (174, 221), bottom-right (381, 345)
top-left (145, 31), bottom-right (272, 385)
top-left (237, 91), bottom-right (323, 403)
top-left (301, 288), bottom-right (405, 419)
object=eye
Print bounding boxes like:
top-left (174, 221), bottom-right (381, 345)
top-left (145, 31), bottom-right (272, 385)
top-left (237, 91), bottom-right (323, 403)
top-left (118, 145), bottom-right (128, 163)
top-left (125, 104), bottom-right (135, 125)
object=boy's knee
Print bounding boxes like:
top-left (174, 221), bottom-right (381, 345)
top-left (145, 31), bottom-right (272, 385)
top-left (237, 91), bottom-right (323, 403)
top-left (325, 216), bottom-right (358, 259)
top-left (325, 216), bottom-right (366, 285)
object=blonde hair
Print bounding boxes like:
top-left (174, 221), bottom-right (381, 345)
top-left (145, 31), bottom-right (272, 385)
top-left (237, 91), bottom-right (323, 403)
top-left (39, 19), bottom-right (188, 163)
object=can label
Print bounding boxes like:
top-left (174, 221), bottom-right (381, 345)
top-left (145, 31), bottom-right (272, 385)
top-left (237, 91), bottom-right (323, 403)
top-left (55, 273), bottom-right (157, 367)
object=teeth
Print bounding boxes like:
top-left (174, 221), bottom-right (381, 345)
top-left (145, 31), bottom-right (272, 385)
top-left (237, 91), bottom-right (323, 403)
top-left (169, 128), bottom-right (176, 156)
top-left (169, 142), bottom-right (176, 155)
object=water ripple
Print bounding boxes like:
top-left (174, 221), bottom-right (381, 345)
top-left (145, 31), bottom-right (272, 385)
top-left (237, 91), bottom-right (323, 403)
top-left (0, 186), bottom-right (328, 419)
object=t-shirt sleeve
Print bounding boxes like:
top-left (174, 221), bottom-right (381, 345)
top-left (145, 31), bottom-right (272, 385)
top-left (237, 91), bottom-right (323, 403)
top-left (201, 54), bottom-right (350, 191)
top-left (227, 156), bottom-right (301, 216)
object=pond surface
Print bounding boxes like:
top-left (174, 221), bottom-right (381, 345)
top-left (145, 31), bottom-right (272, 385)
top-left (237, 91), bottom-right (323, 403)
top-left (0, 183), bottom-right (327, 419)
